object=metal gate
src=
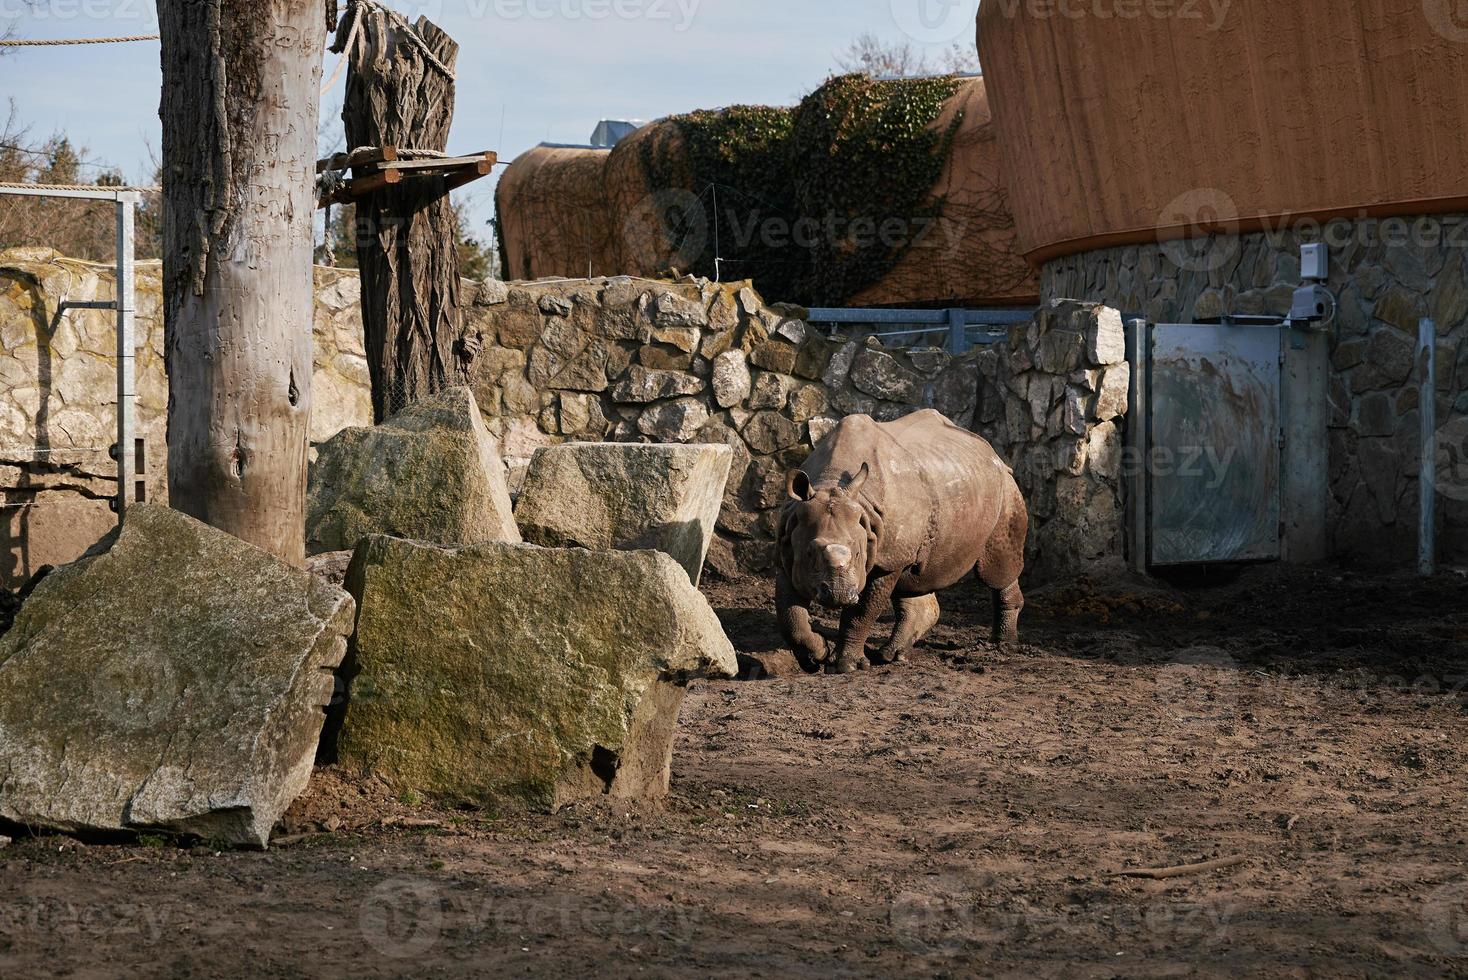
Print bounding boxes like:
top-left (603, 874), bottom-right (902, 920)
top-left (1132, 320), bottom-right (1285, 567)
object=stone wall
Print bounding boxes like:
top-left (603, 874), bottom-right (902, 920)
top-left (1042, 216), bottom-right (1468, 564)
top-left (0, 247), bottom-right (1127, 585)
top-left (0, 248), bottom-right (371, 586)
top-left (461, 276), bottom-right (1126, 578)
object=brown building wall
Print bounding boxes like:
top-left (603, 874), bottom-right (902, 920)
top-left (976, 0), bottom-right (1468, 264)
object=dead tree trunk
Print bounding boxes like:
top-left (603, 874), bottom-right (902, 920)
top-left (334, 5), bottom-right (465, 422)
top-left (158, 0), bottom-right (324, 566)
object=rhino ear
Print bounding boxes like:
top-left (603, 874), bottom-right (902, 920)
top-left (787, 469), bottom-right (815, 502)
top-left (843, 462), bottom-right (870, 497)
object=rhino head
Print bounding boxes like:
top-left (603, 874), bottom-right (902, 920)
top-left (780, 464), bottom-right (878, 608)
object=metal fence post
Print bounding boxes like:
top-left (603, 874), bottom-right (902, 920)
top-left (1419, 317), bottom-right (1436, 577)
top-left (114, 194), bottom-right (137, 520)
top-left (947, 308), bottom-right (967, 355)
top-left (1126, 318), bottom-right (1149, 574)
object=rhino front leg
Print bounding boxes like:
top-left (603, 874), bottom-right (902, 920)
top-left (777, 568), bottom-right (828, 673)
top-left (874, 593), bottom-right (940, 665)
top-left (830, 573), bottom-right (899, 674)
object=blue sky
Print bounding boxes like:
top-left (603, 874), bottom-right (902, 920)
top-left (0, 0), bottom-right (981, 234)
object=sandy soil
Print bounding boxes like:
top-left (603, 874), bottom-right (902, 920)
top-left (2, 563), bottom-right (1467, 978)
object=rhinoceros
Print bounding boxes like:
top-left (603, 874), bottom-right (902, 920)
top-left (776, 410), bottom-right (1028, 673)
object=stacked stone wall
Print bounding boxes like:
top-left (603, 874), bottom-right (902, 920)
top-left (0, 248), bottom-right (370, 586)
top-left (1043, 217), bottom-right (1468, 564)
top-left (0, 249), bottom-right (1127, 584)
top-left (461, 276), bottom-right (1126, 578)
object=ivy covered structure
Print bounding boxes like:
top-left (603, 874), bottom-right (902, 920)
top-left (495, 75), bottom-right (1037, 309)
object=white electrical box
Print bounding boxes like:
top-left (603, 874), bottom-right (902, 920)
top-left (1301, 243), bottom-right (1328, 280)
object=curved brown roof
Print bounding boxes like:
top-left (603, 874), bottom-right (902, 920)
top-left (976, 0), bottom-right (1468, 263)
top-left (496, 77), bottom-right (1037, 305)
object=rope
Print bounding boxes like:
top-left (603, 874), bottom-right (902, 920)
top-left (0, 34), bottom-right (159, 46)
top-left (393, 21), bottom-right (454, 82)
top-left (351, 0), bottom-right (455, 81)
top-left (320, 0), bottom-right (362, 96)
top-left (0, 181), bottom-right (159, 193)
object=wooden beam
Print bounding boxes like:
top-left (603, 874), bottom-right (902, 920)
top-left (442, 156), bottom-right (494, 194)
top-left (378, 152), bottom-right (493, 173)
top-left (315, 153), bottom-right (496, 209)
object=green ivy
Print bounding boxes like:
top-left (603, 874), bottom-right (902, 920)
top-left (651, 73), bottom-right (962, 306)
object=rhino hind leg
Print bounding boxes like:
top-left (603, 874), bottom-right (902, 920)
top-left (990, 581), bottom-right (1024, 646)
top-left (978, 481), bottom-right (1028, 646)
top-left (874, 593), bottom-right (941, 664)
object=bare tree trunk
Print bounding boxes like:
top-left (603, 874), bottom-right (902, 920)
top-left (335, 6), bottom-right (465, 422)
top-left (159, 0), bottom-right (324, 566)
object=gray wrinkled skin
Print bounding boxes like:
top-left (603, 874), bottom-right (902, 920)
top-left (777, 411), bottom-right (1028, 674)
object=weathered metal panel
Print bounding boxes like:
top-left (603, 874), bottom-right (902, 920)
top-left (1149, 324), bottom-right (1282, 566)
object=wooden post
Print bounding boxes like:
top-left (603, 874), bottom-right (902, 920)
top-left (158, 0), bottom-right (324, 566)
top-left (334, 4), bottom-right (466, 423)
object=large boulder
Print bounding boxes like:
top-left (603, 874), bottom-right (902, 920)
top-left (306, 387), bottom-right (520, 555)
top-left (0, 504), bottom-right (354, 848)
top-left (514, 443), bottom-right (732, 585)
top-left (334, 537), bottom-right (737, 809)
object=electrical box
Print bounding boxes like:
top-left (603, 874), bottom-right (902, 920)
top-left (1301, 243), bottom-right (1328, 281)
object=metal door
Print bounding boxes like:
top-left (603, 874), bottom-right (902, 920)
top-left (1147, 323), bottom-right (1282, 566)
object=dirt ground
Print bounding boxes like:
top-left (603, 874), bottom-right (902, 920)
top-left (2, 562), bottom-right (1468, 978)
